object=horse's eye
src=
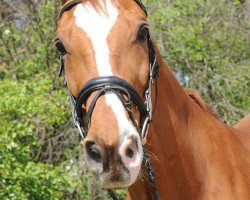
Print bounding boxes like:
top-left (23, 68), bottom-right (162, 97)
top-left (54, 39), bottom-right (67, 55)
top-left (137, 25), bottom-right (149, 43)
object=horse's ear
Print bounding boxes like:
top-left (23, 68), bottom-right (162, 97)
top-left (61, 0), bottom-right (68, 5)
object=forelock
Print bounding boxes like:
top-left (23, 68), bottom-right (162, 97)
top-left (79, 0), bottom-right (134, 14)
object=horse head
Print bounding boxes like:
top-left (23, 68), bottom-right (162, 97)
top-left (55, 0), bottom-right (157, 189)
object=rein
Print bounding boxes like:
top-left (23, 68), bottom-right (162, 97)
top-left (57, 1), bottom-right (160, 199)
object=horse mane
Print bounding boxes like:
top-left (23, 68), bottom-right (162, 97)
top-left (185, 88), bottom-right (217, 118)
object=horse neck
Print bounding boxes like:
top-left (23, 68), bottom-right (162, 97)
top-left (151, 61), bottom-right (201, 198)
top-left (128, 53), bottom-right (202, 199)
top-left (128, 48), bottom-right (250, 199)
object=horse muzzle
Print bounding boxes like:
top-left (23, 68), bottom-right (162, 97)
top-left (82, 130), bottom-right (143, 188)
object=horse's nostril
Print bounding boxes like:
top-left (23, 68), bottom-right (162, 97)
top-left (126, 148), bottom-right (134, 159)
top-left (85, 141), bottom-right (101, 163)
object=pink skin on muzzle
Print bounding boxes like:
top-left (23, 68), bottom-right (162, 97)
top-left (119, 134), bottom-right (142, 185)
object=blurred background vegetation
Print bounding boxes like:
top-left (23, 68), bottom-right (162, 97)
top-left (0, 0), bottom-right (249, 199)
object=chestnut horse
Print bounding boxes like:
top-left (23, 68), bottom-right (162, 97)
top-left (55, 0), bottom-right (250, 199)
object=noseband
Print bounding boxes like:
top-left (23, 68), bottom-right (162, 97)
top-left (57, 1), bottom-right (159, 199)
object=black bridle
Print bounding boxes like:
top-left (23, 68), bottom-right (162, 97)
top-left (57, 0), bottom-right (160, 199)
top-left (75, 76), bottom-right (148, 134)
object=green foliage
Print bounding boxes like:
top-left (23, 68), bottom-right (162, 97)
top-left (0, 1), bottom-right (57, 80)
top-left (0, 160), bottom-right (88, 200)
top-left (147, 0), bottom-right (250, 124)
top-left (0, 76), bottom-right (91, 199)
top-left (0, 1), bottom-right (89, 199)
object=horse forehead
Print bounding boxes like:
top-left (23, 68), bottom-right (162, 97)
top-left (74, 1), bottom-right (119, 74)
top-left (74, 0), bottom-right (118, 28)
top-left (73, 1), bottom-right (119, 43)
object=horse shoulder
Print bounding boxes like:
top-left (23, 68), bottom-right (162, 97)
top-left (185, 88), bottom-right (250, 151)
top-left (233, 115), bottom-right (250, 152)
top-left (235, 114), bottom-right (250, 135)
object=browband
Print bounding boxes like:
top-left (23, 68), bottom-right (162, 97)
top-left (60, 0), bottom-right (80, 18)
top-left (60, 0), bottom-right (147, 18)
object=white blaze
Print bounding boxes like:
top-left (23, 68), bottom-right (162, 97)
top-left (74, 1), bottom-right (142, 183)
top-left (74, 1), bottom-right (136, 136)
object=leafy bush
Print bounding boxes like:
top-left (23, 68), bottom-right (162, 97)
top-left (0, 1), bottom-right (88, 199)
top-left (147, 0), bottom-right (250, 124)
top-left (0, 1), bottom-right (57, 79)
